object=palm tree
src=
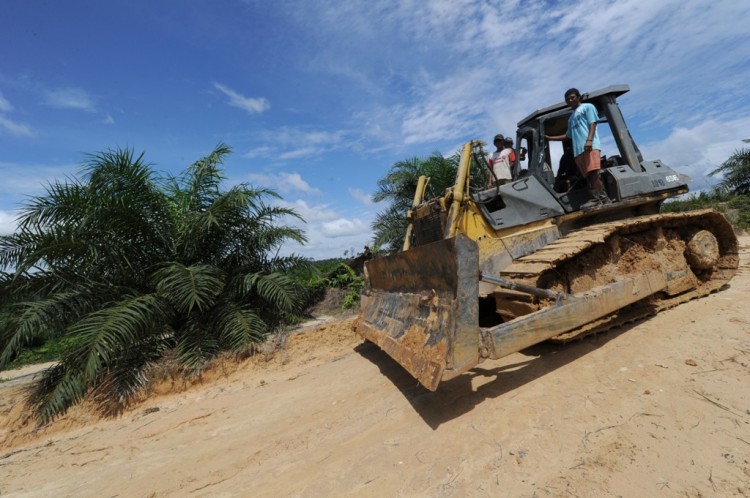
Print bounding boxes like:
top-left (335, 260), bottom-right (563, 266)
top-left (0, 144), bottom-right (309, 423)
top-left (709, 147), bottom-right (750, 195)
top-left (372, 152), bottom-right (460, 252)
top-left (372, 148), bottom-right (492, 252)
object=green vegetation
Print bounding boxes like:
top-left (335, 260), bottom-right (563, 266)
top-left (663, 191), bottom-right (750, 230)
top-left (5, 335), bottom-right (84, 370)
top-left (324, 263), bottom-right (364, 309)
top-left (0, 144), bottom-right (312, 423)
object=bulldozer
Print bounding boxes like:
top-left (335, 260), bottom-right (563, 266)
top-left (355, 85), bottom-right (739, 390)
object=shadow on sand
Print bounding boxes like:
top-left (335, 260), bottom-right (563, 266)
top-left (354, 322), bottom-right (641, 430)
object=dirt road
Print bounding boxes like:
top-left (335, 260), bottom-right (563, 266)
top-left (2, 238), bottom-right (750, 497)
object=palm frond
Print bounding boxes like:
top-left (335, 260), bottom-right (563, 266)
top-left (15, 181), bottom-right (88, 232)
top-left (6, 148), bottom-right (173, 283)
top-left (173, 143), bottom-right (232, 212)
top-left (241, 272), bottom-right (303, 313)
top-left (153, 262), bottom-right (225, 314)
top-left (89, 333), bottom-right (167, 416)
top-left (0, 310), bottom-right (53, 368)
top-left (265, 254), bottom-right (315, 274)
top-left (709, 148), bottom-right (750, 195)
top-left (373, 157), bottom-right (423, 203)
top-left (65, 294), bottom-right (171, 383)
top-left (25, 293), bottom-right (172, 423)
top-left (83, 148), bottom-right (155, 199)
top-left (372, 204), bottom-right (410, 252)
top-left (242, 224), bottom-right (307, 254)
top-left (26, 363), bottom-right (89, 425)
top-left (213, 303), bottom-right (267, 351)
top-left (173, 320), bottom-right (219, 371)
top-left (0, 285), bottom-right (108, 368)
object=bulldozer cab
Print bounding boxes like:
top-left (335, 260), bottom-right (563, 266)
top-left (519, 85), bottom-right (643, 195)
top-left (473, 85), bottom-right (689, 231)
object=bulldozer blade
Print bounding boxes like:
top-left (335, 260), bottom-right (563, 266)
top-left (355, 235), bottom-right (480, 390)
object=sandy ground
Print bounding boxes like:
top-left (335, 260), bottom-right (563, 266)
top-left (1, 237), bottom-right (750, 497)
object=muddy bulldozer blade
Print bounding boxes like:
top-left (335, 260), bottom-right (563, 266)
top-left (355, 235), bottom-right (481, 390)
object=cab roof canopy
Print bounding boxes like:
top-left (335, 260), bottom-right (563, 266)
top-left (517, 85), bottom-right (630, 128)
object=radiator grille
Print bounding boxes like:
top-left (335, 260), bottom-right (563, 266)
top-left (413, 209), bottom-right (445, 247)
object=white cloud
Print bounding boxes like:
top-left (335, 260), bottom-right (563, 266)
top-left (286, 219), bottom-right (373, 259)
top-left (279, 146), bottom-right (321, 160)
top-left (0, 92), bottom-right (34, 137)
top-left (400, 69), bottom-right (492, 145)
top-left (321, 217), bottom-right (370, 238)
top-left (103, 114), bottom-right (115, 125)
top-left (242, 146), bottom-right (274, 159)
top-left (246, 171), bottom-right (321, 195)
top-left (242, 127), bottom-right (350, 162)
top-left (281, 229), bottom-right (373, 260)
top-left (281, 0), bottom-right (750, 155)
top-left (282, 172), bottom-right (321, 194)
top-left (0, 210), bottom-right (18, 236)
top-left (641, 116), bottom-right (750, 191)
top-left (273, 198), bottom-right (374, 259)
top-left (348, 187), bottom-right (373, 206)
top-left (276, 199), bottom-right (338, 222)
top-left (0, 115), bottom-right (35, 138)
top-left (213, 82), bottom-right (270, 114)
top-left (43, 87), bottom-right (96, 111)
top-left (0, 162), bottom-right (78, 200)
top-left (0, 92), bottom-right (13, 112)
top-left (296, 130), bottom-right (345, 144)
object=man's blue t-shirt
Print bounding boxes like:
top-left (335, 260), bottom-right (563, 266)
top-left (566, 103), bottom-right (600, 157)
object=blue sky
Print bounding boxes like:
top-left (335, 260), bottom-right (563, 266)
top-left (2, 0), bottom-right (750, 259)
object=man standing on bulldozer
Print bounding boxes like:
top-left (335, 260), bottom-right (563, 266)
top-left (546, 88), bottom-right (611, 207)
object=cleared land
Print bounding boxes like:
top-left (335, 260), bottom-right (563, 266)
top-left (2, 237), bottom-right (750, 497)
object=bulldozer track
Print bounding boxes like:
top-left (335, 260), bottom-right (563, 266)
top-left (550, 275), bottom-right (727, 342)
top-left (498, 209), bottom-right (740, 342)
